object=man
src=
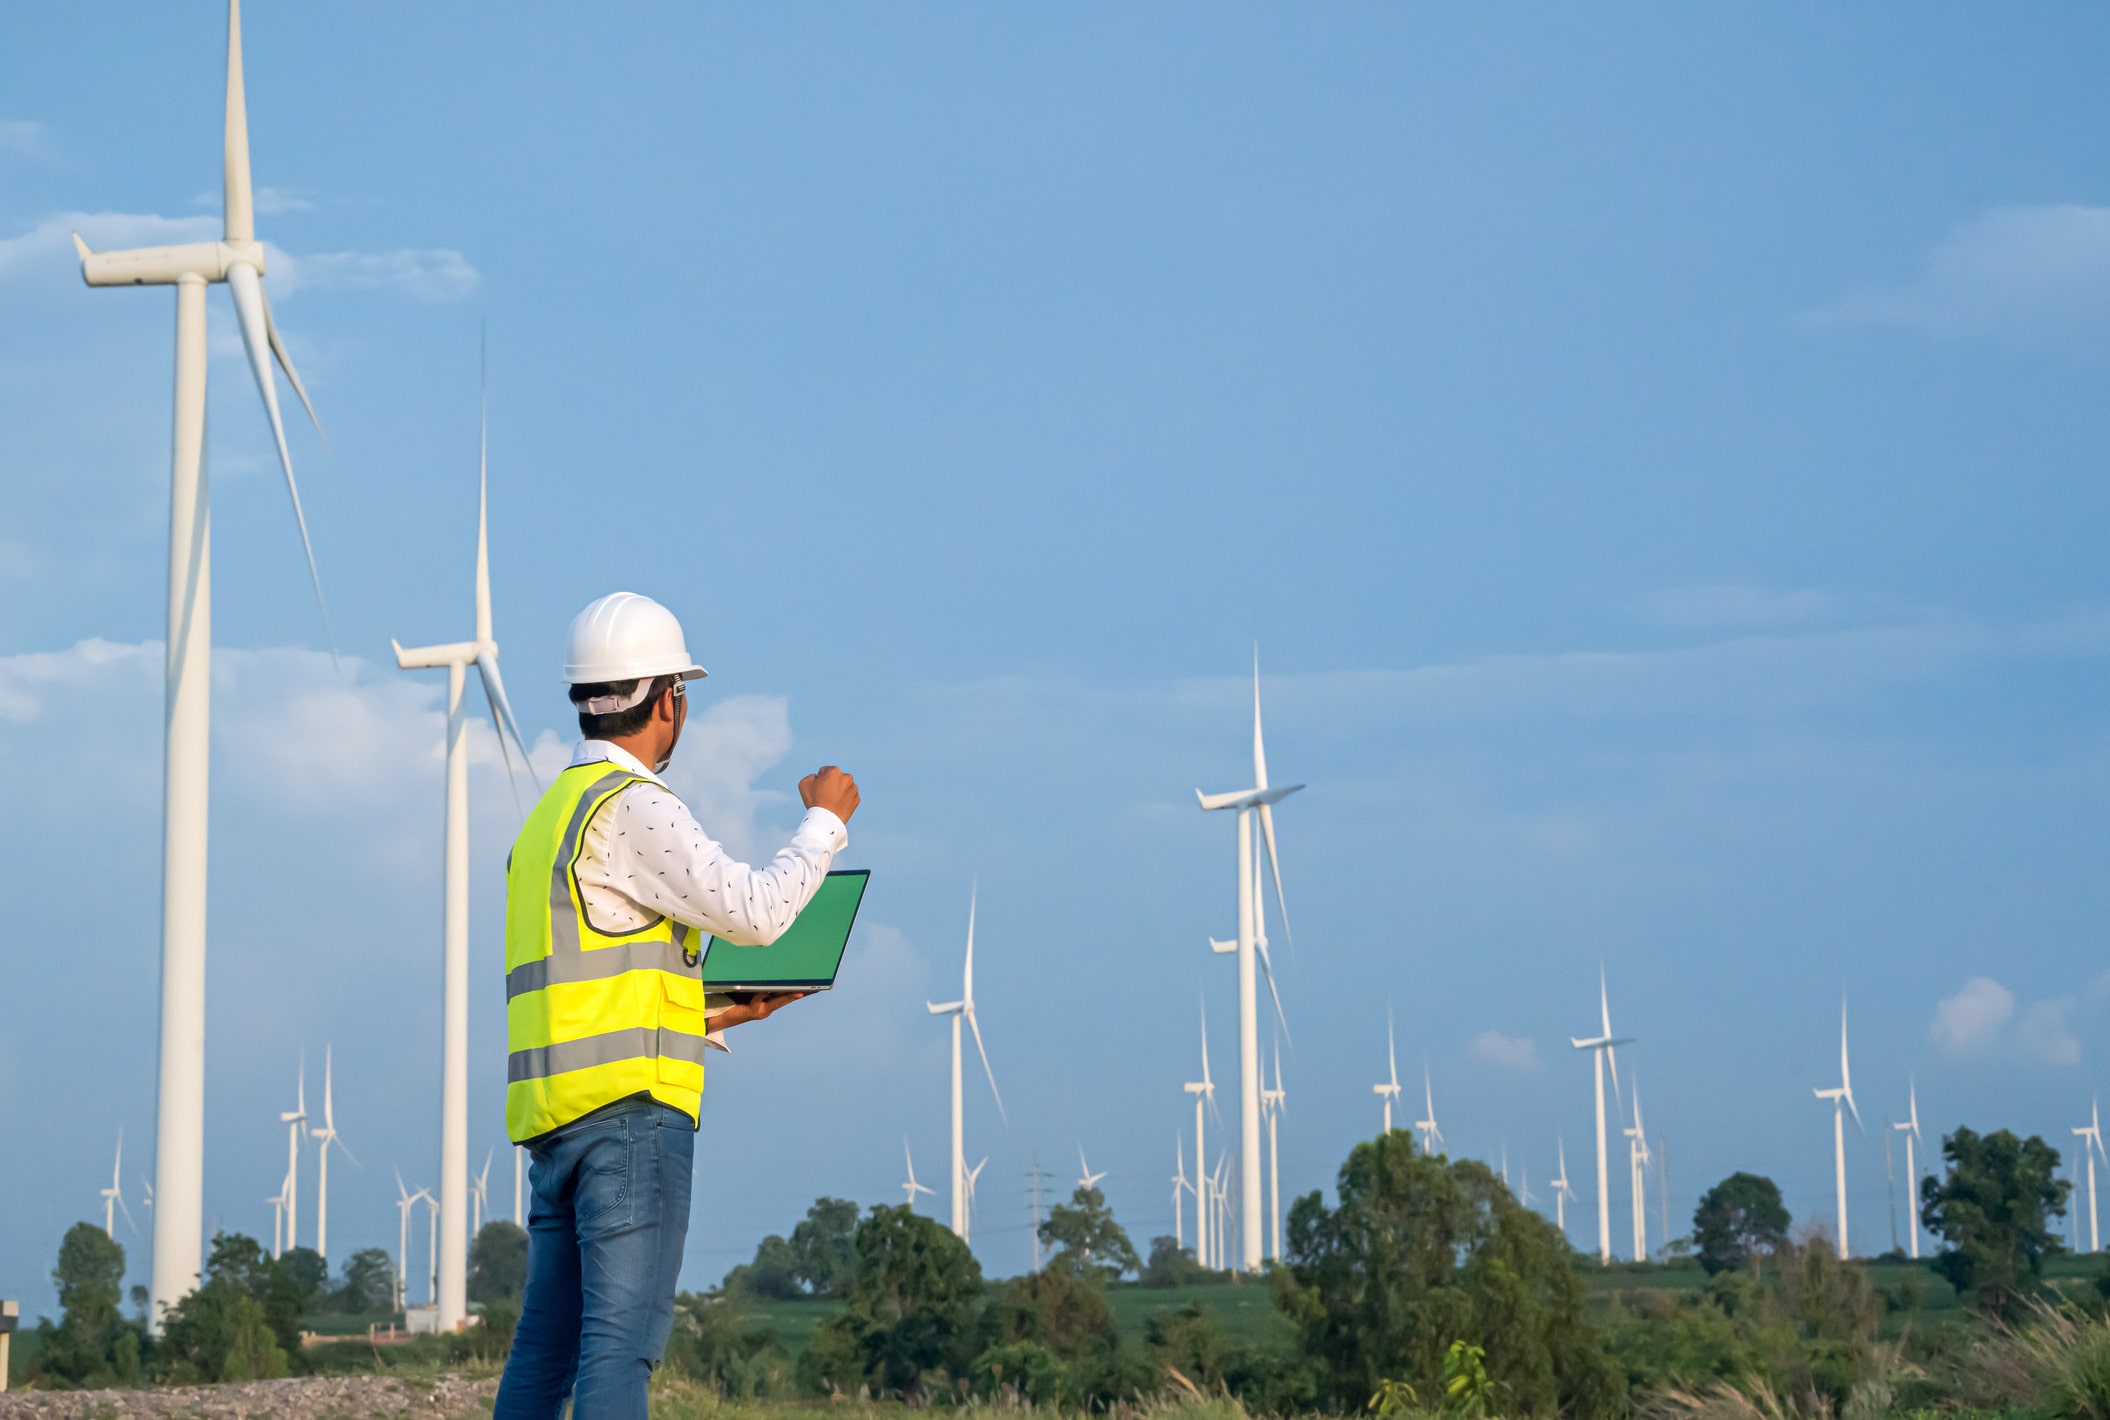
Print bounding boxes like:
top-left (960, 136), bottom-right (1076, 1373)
top-left (494, 591), bottom-right (859, 1419)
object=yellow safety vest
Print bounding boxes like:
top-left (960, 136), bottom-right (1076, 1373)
top-left (504, 762), bottom-right (716, 1141)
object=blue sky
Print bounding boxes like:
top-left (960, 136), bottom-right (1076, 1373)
top-left (5, 3), bottom-right (2110, 1318)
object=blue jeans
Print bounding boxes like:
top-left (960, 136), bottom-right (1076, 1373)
top-left (494, 1098), bottom-right (696, 1420)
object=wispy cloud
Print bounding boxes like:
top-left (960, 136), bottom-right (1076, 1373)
top-left (1929, 977), bottom-right (2015, 1054)
top-left (0, 120), bottom-right (48, 159)
top-left (0, 209), bottom-right (478, 302)
top-left (1802, 204), bottom-right (2110, 347)
top-left (1468, 1029), bottom-right (1539, 1071)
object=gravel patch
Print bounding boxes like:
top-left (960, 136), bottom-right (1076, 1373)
top-left (0, 1372), bottom-right (497, 1419)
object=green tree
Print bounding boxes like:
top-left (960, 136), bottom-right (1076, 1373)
top-left (1040, 1186), bottom-right (1141, 1281)
top-left (1141, 1235), bottom-right (1208, 1288)
top-left (277, 1247), bottom-right (327, 1311)
top-left (1274, 1130), bottom-right (1624, 1419)
top-left (157, 1235), bottom-right (292, 1383)
top-left (1693, 1173), bottom-right (1791, 1277)
top-left (469, 1221), bottom-right (529, 1305)
top-left (1922, 1126), bottom-right (2068, 1315)
top-left (39, 1223), bottom-right (134, 1386)
top-left (789, 1197), bottom-right (861, 1298)
top-left (330, 1248), bottom-right (397, 1314)
top-left (725, 1233), bottom-right (803, 1301)
top-left (798, 1204), bottom-right (985, 1398)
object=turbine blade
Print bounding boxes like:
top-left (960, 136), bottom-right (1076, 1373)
top-left (223, 0), bottom-right (253, 243)
top-left (1846, 1090), bottom-right (1864, 1134)
top-left (475, 333), bottom-right (493, 643)
top-left (1256, 935), bottom-right (1291, 1045)
top-left (963, 885), bottom-right (976, 1001)
top-left (262, 291), bottom-right (326, 446)
top-left (476, 651), bottom-right (534, 811)
top-left (966, 1006), bottom-right (1005, 1123)
top-left (116, 1192), bottom-right (139, 1237)
top-left (1257, 800), bottom-right (1294, 956)
top-left (226, 261), bottom-right (334, 657)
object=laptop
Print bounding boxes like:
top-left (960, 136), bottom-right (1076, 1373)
top-left (699, 869), bottom-right (869, 994)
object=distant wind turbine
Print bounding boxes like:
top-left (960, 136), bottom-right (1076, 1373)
top-left (310, 1044), bottom-right (356, 1263)
top-left (393, 1171), bottom-right (418, 1311)
top-left (2074, 1099), bottom-right (2108, 1254)
top-left (1077, 1147), bottom-right (1107, 1191)
top-left (928, 887), bottom-right (1003, 1240)
top-left (1812, 998), bottom-right (1862, 1257)
top-left (101, 1131), bottom-right (137, 1241)
top-left (73, 0), bottom-right (335, 1326)
top-left (1184, 998), bottom-right (1220, 1268)
top-left (1415, 1062), bottom-right (1445, 1157)
top-left (902, 1140), bottom-right (936, 1211)
top-left (279, 1058), bottom-right (307, 1253)
top-left (472, 1148), bottom-right (493, 1239)
top-left (1375, 1008), bottom-right (1403, 1134)
top-left (1624, 1082), bottom-right (1651, 1261)
top-left (1571, 969), bottom-right (1633, 1265)
top-left (1892, 1080), bottom-right (1924, 1260)
top-left (1171, 1137), bottom-right (1193, 1251)
top-left (1263, 1047), bottom-right (1286, 1262)
top-left (392, 364), bottom-right (536, 1331)
top-left (1551, 1137), bottom-right (1579, 1237)
top-left (1195, 648), bottom-right (1302, 1273)
top-left (964, 1158), bottom-right (988, 1244)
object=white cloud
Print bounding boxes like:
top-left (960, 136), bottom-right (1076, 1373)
top-left (1468, 1029), bottom-right (1538, 1071)
top-left (0, 120), bottom-right (48, 159)
top-left (2020, 999), bottom-right (2083, 1067)
top-left (1930, 977), bottom-right (2016, 1054)
top-left (1803, 204), bottom-right (2110, 345)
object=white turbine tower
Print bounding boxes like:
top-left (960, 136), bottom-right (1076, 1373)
top-left (1183, 1000), bottom-right (1219, 1268)
top-left (101, 1131), bottom-right (136, 1241)
top-left (1415, 1063), bottom-right (1445, 1157)
top-left (902, 1140), bottom-right (936, 1212)
top-left (927, 888), bottom-right (1003, 1240)
top-left (1078, 1148), bottom-right (1107, 1191)
top-left (310, 1044), bottom-right (355, 1263)
top-left (278, 1060), bottom-right (307, 1254)
top-left (1624, 1084), bottom-right (1651, 1261)
top-left (1551, 1137), bottom-right (1579, 1237)
top-left (1375, 1010), bottom-right (1403, 1134)
top-left (1812, 998), bottom-right (1862, 1257)
top-left (1570, 969), bottom-right (1632, 1265)
top-left (1263, 1048), bottom-right (1286, 1262)
top-left (393, 1170), bottom-right (418, 1311)
top-left (420, 1189), bottom-right (440, 1305)
top-left (1892, 1080), bottom-right (1924, 1260)
top-left (1172, 1137), bottom-right (1193, 1251)
top-left (2073, 1099), bottom-right (2107, 1254)
top-left (1195, 650), bottom-right (1301, 1274)
top-left (72, 0), bottom-right (332, 1327)
top-left (266, 1174), bottom-right (288, 1260)
top-left (392, 379), bottom-right (535, 1332)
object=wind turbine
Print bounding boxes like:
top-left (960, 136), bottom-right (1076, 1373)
top-left (1624, 1083), bottom-right (1651, 1262)
top-left (963, 1158), bottom-right (988, 1245)
top-left (419, 1189), bottom-right (439, 1306)
top-left (1171, 1137), bottom-right (1193, 1251)
top-left (1892, 1080), bottom-right (1924, 1260)
top-left (1263, 1048), bottom-right (1286, 1262)
top-left (266, 1174), bottom-right (288, 1260)
top-left (279, 1059), bottom-right (307, 1254)
top-left (1183, 998), bottom-right (1219, 1268)
top-left (472, 1148), bottom-right (493, 1239)
top-left (1570, 969), bottom-right (1633, 1265)
top-left (101, 1131), bottom-right (136, 1241)
top-left (393, 1171), bottom-right (418, 1311)
top-left (1375, 1009), bottom-right (1403, 1134)
top-left (1415, 1063), bottom-right (1445, 1157)
top-left (1812, 998), bottom-right (1862, 1257)
top-left (1195, 649), bottom-right (1302, 1273)
top-left (310, 1044), bottom-right (355, 1263)
top-left (901, 1140), bottom-right (936, 1212)
top-left (72, 0), bottom-right (332, 1328)
top-left (1551, 1137), bottom-right (1579, 1237)
top-left (2074, 1099), bottom-right (2107, 1254)
top-left (1077, 1147), bottom-right (1107, 1192)
top-left (392, 373), bottom-right (535, 1331)
top-left (927, 887), bottom-right (1003, 1241)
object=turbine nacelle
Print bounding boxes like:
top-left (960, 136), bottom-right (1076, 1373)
top-left (1194, 783), bottom-right (1305, 813)
top-left (74, 234), bottom-right (266, 287)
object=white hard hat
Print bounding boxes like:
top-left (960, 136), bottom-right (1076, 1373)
top-left (562, 592), bottom-right (709, 686)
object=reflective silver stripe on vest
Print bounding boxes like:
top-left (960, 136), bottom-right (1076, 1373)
top-left (505, 770), bottom-right (702, 1001)
top-left (507, 1025), bottom-right (713, 1084)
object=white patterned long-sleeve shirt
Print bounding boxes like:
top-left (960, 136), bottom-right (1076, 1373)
top-left (567, 740), bottom-right (847, 945)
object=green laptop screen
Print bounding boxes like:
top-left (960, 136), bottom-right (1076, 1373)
top-left (700, 869), bottom-right (869, 990)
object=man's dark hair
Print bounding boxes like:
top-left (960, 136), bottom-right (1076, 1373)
top-left (571, 675), bottom-right (677, 740)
